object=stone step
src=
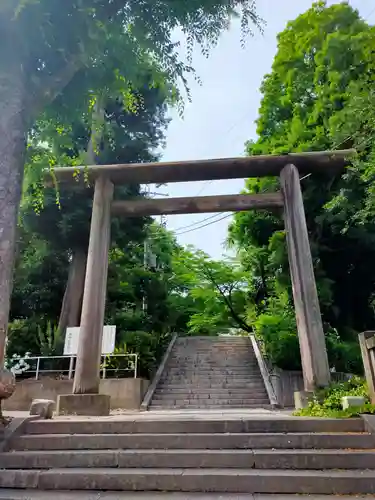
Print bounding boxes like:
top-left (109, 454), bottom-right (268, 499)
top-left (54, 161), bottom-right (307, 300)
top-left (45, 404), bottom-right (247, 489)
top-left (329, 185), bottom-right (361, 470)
top-left (168, 356), bottom-right (255, 360)
top-left (149, 404), bottom-right (271, 410)
top-left (169, 350), bottom-right (254, 354)
top-left (166, 363), bottom-right (260, 375)
top-left (152, 393), bottom-right (269, 400)
top-left (170, 354), bottom-right (254, 358)
top-left (161, 375), bottom-right (262, 380)
top-left (155, 387), bottom-right (267, 393)
top-left (156, 384), bottom-right (266, 389)
top-left (162, 375), bottom-right (261, 379)
top-left (2, 449), bottom-right (375, 470)
top-left (157, 384), bottom-right (265, 390)
top-left (13, 432), bottom-right (373, 451)
top-left (149, 399), bottom-right (270, 406)
top-left (171, 364), bottom-right (257, 367)
top-left (160, 378), bottom-right (263, 383)
top-left (174, 349), bottom-right (252, 351)
top-left (164, 370), bottom-right (259, 374)
top-left (172, 344), bottom-right (252, 347)
top-left (174, 344), bottom-right (251, 347)
top-left (175, 339), bottom-right (251, 342)
top-left (0, 493), bottom-right (370, 500)
top-left (0, 468), bottom-right (375, 494)
top-left (25, 418), bottom-right (365, 435)
top-left (154, 387), bottom-right (267, 394)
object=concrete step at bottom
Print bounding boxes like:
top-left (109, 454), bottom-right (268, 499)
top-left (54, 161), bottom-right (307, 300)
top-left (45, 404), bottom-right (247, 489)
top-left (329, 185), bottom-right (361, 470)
top-left (25, 418), bottom-right (366, 436)
top-left (0, 493), bottom-right (370, 500)
top-left (0, 468), bottom-right (375, 494)
top-left (13, 433), bottom-right (373, 451)
top-left (2, 449), bottom-right (375, 470)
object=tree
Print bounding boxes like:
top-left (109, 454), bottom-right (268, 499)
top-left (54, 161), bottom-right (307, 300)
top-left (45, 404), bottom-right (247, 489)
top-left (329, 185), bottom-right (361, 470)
top-left (21, 66), bottom-right (170, 337)
top-left (9, 67), bottom-right (171, 361)
top-left (170, 246), bottom-right (251, 335)
top-left (229, 1), bottom-right (375, 374)
top-left (0, 0), bottom-right (261, 366)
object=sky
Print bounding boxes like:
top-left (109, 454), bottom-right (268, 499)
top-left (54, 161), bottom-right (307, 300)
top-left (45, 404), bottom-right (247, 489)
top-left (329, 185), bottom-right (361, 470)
top-left (153, 0), bottom-right (374, 260)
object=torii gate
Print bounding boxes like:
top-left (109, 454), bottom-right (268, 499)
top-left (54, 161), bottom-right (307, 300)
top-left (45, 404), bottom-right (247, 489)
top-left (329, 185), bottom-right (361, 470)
top-left (47, 149), bottom-right (355, 415)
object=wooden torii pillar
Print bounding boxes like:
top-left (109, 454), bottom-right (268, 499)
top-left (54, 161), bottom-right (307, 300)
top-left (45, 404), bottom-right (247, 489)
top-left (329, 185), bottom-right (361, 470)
top-left (280, 164), bottom-right (330, 397)
top-left (56, 175), bottom-right (114, 416)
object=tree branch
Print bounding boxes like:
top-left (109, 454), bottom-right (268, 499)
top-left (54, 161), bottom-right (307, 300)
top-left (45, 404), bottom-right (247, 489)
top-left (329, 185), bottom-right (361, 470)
top-left (201, 264), bottom-right (253, 333)
top-left (28, 57), bottom-right (82, 121)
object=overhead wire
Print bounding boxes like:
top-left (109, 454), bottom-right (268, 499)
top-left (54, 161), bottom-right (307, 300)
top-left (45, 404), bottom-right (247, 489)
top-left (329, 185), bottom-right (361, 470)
top-left (174, 213), bottom-right (233, 235)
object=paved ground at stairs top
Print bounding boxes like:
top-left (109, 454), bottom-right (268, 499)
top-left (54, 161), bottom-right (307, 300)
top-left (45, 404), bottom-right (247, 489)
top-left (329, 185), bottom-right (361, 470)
top-left (3, 408), bottom-right (294, 421)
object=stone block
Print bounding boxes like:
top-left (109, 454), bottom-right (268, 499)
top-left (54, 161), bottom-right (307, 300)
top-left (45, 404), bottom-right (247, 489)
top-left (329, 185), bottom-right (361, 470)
top-left (341, 395), bottom-right (366, 410)
top-left (56, 393), bottom-right (110, 416)
top-left (0, 368), bottom-right (15, 400)
top-left (294, 390), bottom-right (314, 410)
top-left (29, 399), bottom-right (55, 419)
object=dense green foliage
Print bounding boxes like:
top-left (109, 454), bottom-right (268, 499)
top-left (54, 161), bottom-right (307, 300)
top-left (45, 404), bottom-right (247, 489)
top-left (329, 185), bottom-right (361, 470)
top-left (294, 376), bottom-right (375, 418)
top-left (229, 1), bottom-right (375, 374)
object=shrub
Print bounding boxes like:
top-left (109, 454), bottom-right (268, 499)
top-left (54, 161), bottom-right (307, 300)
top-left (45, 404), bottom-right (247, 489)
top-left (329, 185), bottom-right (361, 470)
top-left (101, 344), bottom-right (137, 379)
top-left (4, 352), bottom-right (32, 376)
top-left (7, 319), bottom-right (40, 357)
top-left (294, 376), bottom-right (375, 417)
top-left (252, 298), bottom-right (301, 370)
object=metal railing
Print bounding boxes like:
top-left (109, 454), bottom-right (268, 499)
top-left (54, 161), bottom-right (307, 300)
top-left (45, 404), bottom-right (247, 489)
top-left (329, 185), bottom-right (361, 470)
top-left (20, 354), bottom-right (138, 380)
top-left (248, 333), bottom-right (280, 408)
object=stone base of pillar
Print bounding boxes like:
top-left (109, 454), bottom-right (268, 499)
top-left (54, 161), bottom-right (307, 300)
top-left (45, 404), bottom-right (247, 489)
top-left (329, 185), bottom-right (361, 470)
top-left (56, 394), bottom-right (110, 416)
top-left (294, 390), bottom-right (314, 410)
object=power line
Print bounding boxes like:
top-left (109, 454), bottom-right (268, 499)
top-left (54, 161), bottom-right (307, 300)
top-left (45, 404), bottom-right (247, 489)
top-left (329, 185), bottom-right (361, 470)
top-left (364, 4), bottom-right (375, 20)
top-left (170, 212), bottom-right (227, 232)
top-left (174, 213), bottom-right (233, 235)
top-left (193, 110), bottom-right (252, 198)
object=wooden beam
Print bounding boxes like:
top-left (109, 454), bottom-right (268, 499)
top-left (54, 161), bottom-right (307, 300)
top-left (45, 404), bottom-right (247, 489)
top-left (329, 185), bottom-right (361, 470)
top-left (111, 193), bottom-right (283, 217)
top-left (46, 149), bottom-right (355, 186)
top-left (359, 331), bottom-right (375, 404)
top-left (73, 175), bottom-right (114, 395)
top-left (366, 335), bottom-right (375, 350)
top-left (280, 163), bottom-right (330, 392)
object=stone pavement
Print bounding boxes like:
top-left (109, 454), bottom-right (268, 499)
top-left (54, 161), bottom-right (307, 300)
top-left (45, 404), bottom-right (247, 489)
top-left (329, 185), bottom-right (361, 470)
top-left (3, 408), bottom-right (294, 421)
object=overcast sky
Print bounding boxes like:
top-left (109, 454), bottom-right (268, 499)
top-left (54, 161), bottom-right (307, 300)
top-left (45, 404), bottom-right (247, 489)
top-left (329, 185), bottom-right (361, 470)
top-left (153, 0), bottom-right (373, 259)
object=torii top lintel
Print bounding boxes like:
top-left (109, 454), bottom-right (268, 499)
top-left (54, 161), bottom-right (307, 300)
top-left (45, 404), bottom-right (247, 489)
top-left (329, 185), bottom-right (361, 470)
top-left (47, 149), bottom-right (355, 186)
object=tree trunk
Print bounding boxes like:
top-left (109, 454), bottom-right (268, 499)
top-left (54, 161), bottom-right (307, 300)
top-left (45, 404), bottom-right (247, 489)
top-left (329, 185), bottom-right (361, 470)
top-left (57, 248), bottom-right (87, 335)
top-left (0, 63), bottom-right (27, 367)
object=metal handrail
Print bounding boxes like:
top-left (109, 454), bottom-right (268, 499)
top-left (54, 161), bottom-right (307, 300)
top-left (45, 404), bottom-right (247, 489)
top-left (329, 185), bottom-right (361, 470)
top-left (141, 333), bottom-right (178, 410)
top-left (17, 354), bottom-right (138, 380)
top-left (248, 334), bottom-right (280, 408)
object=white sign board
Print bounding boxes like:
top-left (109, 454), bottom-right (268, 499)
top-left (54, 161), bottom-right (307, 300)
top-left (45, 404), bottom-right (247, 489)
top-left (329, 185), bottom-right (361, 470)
top-left (64, 326), bottom-right (116, 356)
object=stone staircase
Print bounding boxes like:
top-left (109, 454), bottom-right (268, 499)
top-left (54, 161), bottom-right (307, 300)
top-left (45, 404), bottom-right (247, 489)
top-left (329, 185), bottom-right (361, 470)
top-left (0, 416), bottom-right (375, 496)
top-left (150, 335), bottom-right (270, 409)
